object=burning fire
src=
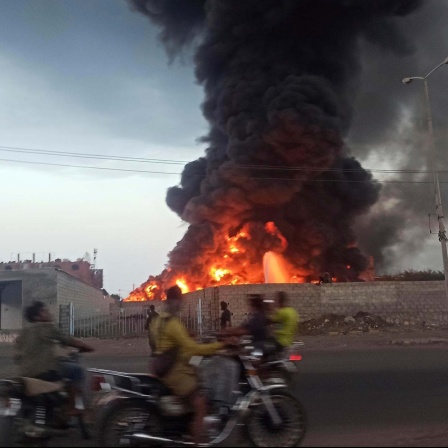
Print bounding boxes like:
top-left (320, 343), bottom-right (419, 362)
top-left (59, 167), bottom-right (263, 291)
top-left (210, 267), bottom-right (230, 281)
top-left (125, 221), bottom-right (282, 301)
top-left (175, 278), bottom-right (190, 294)
top-left (125, 279), bottom-right (166, 302)
top-left (124, 221), bottom-right (360, 301)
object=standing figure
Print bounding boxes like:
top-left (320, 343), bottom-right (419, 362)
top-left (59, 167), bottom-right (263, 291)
top-left (145, 305), bottom-right (159, 351)
top-left (220, 301), bottom-right (232, 330)
top-left (144, 305), bottom-right (159, 330)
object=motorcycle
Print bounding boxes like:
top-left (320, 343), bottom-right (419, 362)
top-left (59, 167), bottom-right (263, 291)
top-left (92, 340), bottom-right (306, 447)
top-left (258, 341), bottom-right (304, 385)
top-left (0, 351), bottom-right (91, 447)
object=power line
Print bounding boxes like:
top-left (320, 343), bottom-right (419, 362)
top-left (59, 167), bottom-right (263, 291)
top-left (0, 144), bottom-right (445, 175)
top-left (0, 145), bottom-right (187, 165)
top-left (2, 157), bottom-right (448, 185)
top-left (0, 158), bottom-right (181, 175)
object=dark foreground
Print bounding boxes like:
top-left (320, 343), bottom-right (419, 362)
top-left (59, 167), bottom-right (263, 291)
top-left (1, 339), bottom-right (448, 446)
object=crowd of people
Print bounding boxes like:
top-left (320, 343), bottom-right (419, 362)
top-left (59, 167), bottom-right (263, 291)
top-left (15, 287), bottom-right (299, 446)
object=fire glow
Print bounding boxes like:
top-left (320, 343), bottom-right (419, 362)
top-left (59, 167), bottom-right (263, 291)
top-left (123, 0), bottom-right (417, 302)
top-left (124, 222), bottom-right (367, 302)
top-left (124, 221), bottom-right (352, 302)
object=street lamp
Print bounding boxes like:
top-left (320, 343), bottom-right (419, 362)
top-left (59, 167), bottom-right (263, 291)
top-left (402, 57), bottom-right (448, 299)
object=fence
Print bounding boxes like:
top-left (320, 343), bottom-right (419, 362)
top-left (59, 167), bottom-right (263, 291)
top-left (72, 307), bottom-right (202, 339)
top-left (74, 309), bottom-right (146, 338)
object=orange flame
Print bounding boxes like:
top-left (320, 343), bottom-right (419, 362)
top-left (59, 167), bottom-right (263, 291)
top-left (210, 267), bottom-right (230, 281)
top-left (176, 278), bottom-right (190, 294)
top-left (125, 220), bottom-right (357, 301)
top-left (226, 229), bottom-right (249, 255)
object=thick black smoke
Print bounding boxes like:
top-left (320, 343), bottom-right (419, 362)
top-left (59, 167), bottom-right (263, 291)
top-left (128, 0), bottom-right (426, 287)
top-left (349, 1), bottom-right (448, 271)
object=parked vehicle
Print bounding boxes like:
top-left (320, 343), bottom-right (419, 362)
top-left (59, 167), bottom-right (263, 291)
top-left (93, 340), bottom-right (306, 447)
top-left (0, 351), bottom-right (91, 447)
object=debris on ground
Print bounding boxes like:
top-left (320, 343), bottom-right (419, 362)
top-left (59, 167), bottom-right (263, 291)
top-left (298, 311), bottom-right (393, 336)
top-left (389, 338), bottom-right (448, 346)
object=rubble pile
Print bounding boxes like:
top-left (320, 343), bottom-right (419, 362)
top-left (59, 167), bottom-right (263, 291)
top-left (298, 311), bottom-right (393, 336)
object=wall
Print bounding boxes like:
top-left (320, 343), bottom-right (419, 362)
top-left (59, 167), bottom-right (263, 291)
top-left (120, 281), bottom-right (448, 329)
top-left (0, 270), bottom-right (58, 327)
top-left (194, 282), bottom-right (448, 327)
top-left (0, 259), bottom-right (103, 288)
top-left (56, 270), bottom-right (113, 318)
top-left (0, 280), bottom-right (22, 330)
top-left (0, 269), bottom-right (114, 330)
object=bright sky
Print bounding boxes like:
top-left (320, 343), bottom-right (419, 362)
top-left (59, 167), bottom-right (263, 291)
top-left (1, 0), bottom-right (448, 295)
top-left (0, 0), bottom-right (207, 295)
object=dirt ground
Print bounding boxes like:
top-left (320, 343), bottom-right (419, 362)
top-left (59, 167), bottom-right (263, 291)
top-left (2, 324), bottom-right (448, 378)
top-left (3, 324), bottom-right (448, 354)
top-left (79, 324), bottom-right (448, 354)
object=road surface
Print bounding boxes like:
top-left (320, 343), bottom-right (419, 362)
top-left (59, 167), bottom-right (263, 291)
top-left (1, 341), bottom-right (448, 446)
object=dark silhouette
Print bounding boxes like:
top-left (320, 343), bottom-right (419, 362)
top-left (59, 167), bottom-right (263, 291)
top-left (144, 304), bottom-right (159, 331)
top-left (220, 301), bottom-right (231, 330)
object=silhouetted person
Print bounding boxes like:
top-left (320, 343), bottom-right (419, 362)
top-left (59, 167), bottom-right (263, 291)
top-left (318, 272), bottom-right (332, 284)
top-left (144, 305), bottom-right (159, 331)
top-left (145, 305), bottom-right (159, 350)
top-left (220, 301), bottom-right (232, 330)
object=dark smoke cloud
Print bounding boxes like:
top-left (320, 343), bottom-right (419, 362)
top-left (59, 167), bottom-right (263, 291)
top-left (128, 0), bottom-right (433, 286)
top-left (349, 1), bottom-right (448, 272)
top-left (128, 0), bottom-right (205, 57)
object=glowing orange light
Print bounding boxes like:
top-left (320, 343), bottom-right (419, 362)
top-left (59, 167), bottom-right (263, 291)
top-left (291, 276), bottom-right (306, 284)
top-left (176, 278), bottom-right (190, 294)
top-left (265, 222), bottom-right (276, 234)
top-left (210, 267), bottom-right (230, 281)
top-left (264, 221), bottom-right (288, 249)
top-left (226, 232), bottom-right (246, 254)
top-left (124, 216), bottom-right (372, 302)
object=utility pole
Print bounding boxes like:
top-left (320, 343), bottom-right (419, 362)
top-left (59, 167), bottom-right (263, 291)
top-left (403, 56), bottom-right (448, 299)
